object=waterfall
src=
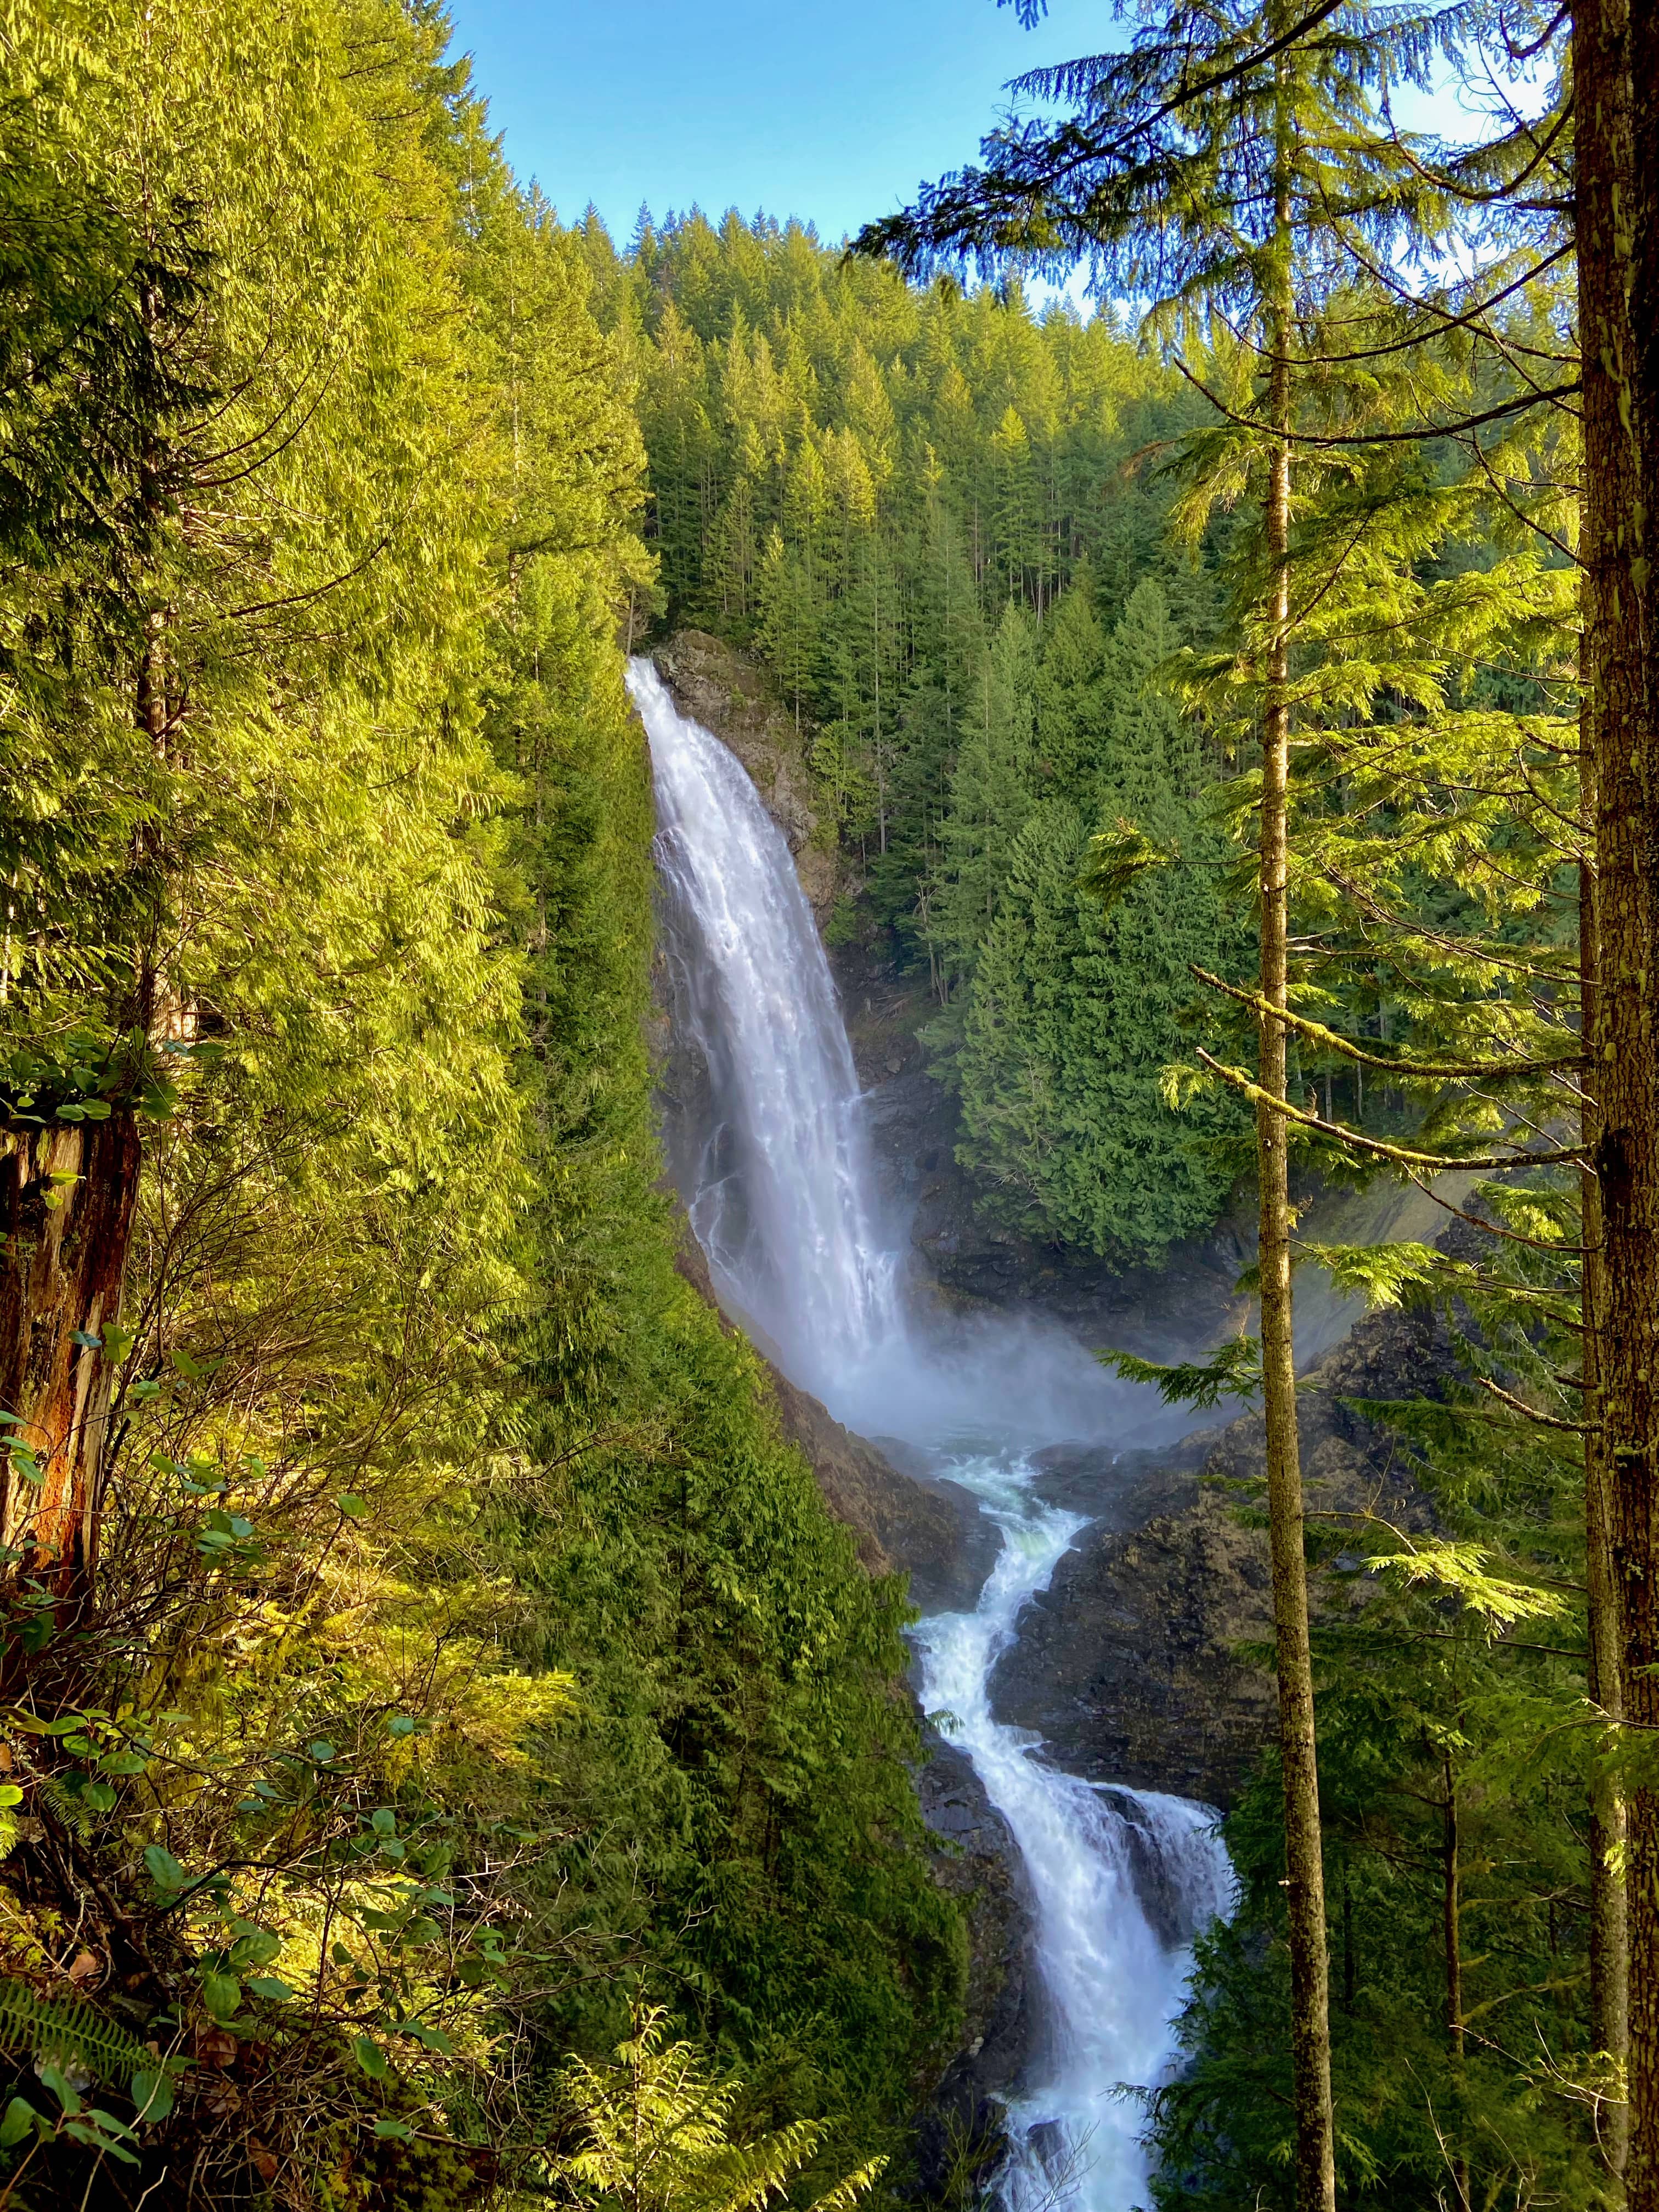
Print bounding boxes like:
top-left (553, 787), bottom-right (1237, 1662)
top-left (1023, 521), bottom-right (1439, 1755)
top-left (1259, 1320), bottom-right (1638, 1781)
top-left (635, 657), bottom-right (902, 1402)
top-left (633, 655), bottom-right (1235, 2212)
top-left (913, 1454), bottom-right (1237, 2212)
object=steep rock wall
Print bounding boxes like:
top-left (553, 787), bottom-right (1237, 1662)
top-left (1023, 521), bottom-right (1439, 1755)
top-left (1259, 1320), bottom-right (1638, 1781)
top-left (990, 1298), bottom-right (1453, 1808)
top-left (668, 1229), bottom-right (995, 1612)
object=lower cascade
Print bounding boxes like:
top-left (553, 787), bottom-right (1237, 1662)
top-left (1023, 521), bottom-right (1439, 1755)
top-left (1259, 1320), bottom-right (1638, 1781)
top-left (632, 656), bottom-right (1236, 2211)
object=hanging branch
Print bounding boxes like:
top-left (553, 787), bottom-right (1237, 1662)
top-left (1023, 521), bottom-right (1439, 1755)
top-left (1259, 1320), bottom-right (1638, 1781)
top-left (1170, 357), bottom-right (1583, 446)
top-left (1190, 1047), bottom-right (1584, 1170)
top-left (1190, 966), bottom-right (1581, 1081)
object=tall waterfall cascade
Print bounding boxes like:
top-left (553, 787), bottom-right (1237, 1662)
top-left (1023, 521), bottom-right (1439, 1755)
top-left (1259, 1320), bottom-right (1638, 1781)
top-left (636, 656), bottom-right (900, 1404)
top-left (631, 656), bottom-right (1235, 2212)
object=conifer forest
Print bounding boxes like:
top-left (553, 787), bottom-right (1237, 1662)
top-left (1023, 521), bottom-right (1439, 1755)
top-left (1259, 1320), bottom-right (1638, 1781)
top-left (2, 0), bottom-right (1659, 2208)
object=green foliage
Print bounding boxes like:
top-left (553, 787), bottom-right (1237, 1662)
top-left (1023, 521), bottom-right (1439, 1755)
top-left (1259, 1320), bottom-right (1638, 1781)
top-left (1151, 1209), bottom-right (1610, 2208)
top-left (1096, 1334), bottom-right (1262, 1410)
top-left (1155, 1598), bottom-right (1612, 2212)
top-left (950, 582), bottom-right (1251, 1260)
top-left (0, 1980), bottom-right (160, 2091)
top-left (1079, 823), bottom-right (1176, 909)
top-left (0, 7), bottom-right (962, 2207)
top-left (539, 2004), bottom-right (885, 2212)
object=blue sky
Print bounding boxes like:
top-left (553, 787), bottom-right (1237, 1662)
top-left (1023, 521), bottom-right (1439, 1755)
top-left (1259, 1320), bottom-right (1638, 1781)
top-left (443, 0), bottom-right (1111, 245)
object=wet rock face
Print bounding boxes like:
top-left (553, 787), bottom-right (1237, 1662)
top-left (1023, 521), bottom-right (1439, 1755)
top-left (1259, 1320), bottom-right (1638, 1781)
top-left (913, 1739), bottom-right (1040, 2197)
top-left (988, 1300), bottom-right (1453, 1809)
top-left (990, 1481), bottom-right (1276, 1810)
top-left (1098, 1787), bottom-right (1218, 1949)
top-left (761, 1360), bottom-right (1000, 1616)
top-left (651, 631), bottom-right (840, 918)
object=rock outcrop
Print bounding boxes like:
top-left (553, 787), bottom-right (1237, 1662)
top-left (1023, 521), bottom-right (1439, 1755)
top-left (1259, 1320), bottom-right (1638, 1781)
top-left (652, 631), bottom-right (840, 917)
top-left (912, 1740), bottom-right (1038, 2198)
top-left (989, 1298), bottom-right (1452, 1808)
top-left (763, 1359), bottom-right (999, 1615)
top-left (671, 1228), bottom-right (997, 1616)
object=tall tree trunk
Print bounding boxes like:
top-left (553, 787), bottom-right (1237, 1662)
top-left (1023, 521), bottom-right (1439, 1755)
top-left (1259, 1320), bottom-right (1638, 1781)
top-left (1261, 69), bottom-right (1336, 2200)
top-left (0, 1116), bottom-right (143, 1617)
top-left (1443, 1750), bottom-right (1471, 2211)
top-left (1578, 0), bottom-right (1653, 2198)
top-left (1583, 733), bottom-right (1630, 2169)
top-left (0, 413), bottom-right (170, 1621)
top-left (1443, 1753), bottom-right (1463, 2057)
top-left (1632, 25), bottom-right (1659, 2210)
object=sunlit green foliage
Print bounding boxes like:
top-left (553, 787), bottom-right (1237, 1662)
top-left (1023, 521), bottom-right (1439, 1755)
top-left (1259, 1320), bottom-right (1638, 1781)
top-left (0, 7), bottom-right (962, 2205)
top-left (541, 2005), bottom-right (885, 2212)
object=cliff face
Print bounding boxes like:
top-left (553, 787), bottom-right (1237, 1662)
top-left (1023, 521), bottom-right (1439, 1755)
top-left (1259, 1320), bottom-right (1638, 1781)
top-left (669, 1207), bottom-right (998, 1617)
top-left (760, 1352), bottom-right (1000, 1616)
top-left (989, 1298), bottom-right (1452, 1808)
top-left (913, 1740), bottom-right (1039, 2196)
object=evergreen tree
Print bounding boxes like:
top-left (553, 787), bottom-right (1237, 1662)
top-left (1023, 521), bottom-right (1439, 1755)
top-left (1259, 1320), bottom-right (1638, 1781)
top-left (956, 581), bottom-right (1248, 1260)
top-left (929, 600), bottom-right (1040, 990)
top-left (0, 8), bottom-right (968, 2201)
top-left (857, 7), bottom-right (1473, 2201)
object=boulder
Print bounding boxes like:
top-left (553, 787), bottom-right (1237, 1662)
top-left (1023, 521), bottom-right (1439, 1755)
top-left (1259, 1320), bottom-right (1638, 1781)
top-left (912, 1738), bottom-right (1039, 2197)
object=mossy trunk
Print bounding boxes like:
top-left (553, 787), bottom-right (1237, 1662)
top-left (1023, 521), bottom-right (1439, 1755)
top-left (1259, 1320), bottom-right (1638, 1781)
top-left (1581, 732), bottom-right (1629, 2158)
top-left (1577, 0), bottom-right (1654, 2197)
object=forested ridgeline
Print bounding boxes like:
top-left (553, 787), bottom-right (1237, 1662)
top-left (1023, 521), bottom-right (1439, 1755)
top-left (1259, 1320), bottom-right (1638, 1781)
top-left (0, 4), bottom-right (962, 2205)
top-left (578, 211), bottom-right (1254, 1263)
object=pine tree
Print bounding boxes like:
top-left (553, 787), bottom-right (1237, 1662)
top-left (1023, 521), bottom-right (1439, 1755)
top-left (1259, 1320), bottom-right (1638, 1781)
top-left (929, 601), bottom-right (1041, 990)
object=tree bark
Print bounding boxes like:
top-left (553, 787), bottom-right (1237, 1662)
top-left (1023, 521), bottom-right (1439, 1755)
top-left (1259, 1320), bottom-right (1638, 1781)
top-left (0, 1116), bottom-right (143, 1617)
top-left (1578, 0), bottom-right (1654, 2198)
top-left (1260, 86), bottom-right (1337, 2202)
top-left (1583, 732), bottom-right (1631, 2169)
top-left (1443, 1750), bottom-right (1471, 2211)
top-left (1443, 1752), bottom-right (1463, 2061)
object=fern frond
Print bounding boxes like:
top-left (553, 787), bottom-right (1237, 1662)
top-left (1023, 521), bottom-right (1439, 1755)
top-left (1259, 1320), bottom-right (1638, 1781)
top-left (810, 2154), bottom-right (888, 2212)
top-left (0, 1979), bottom-right (153, 2085)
